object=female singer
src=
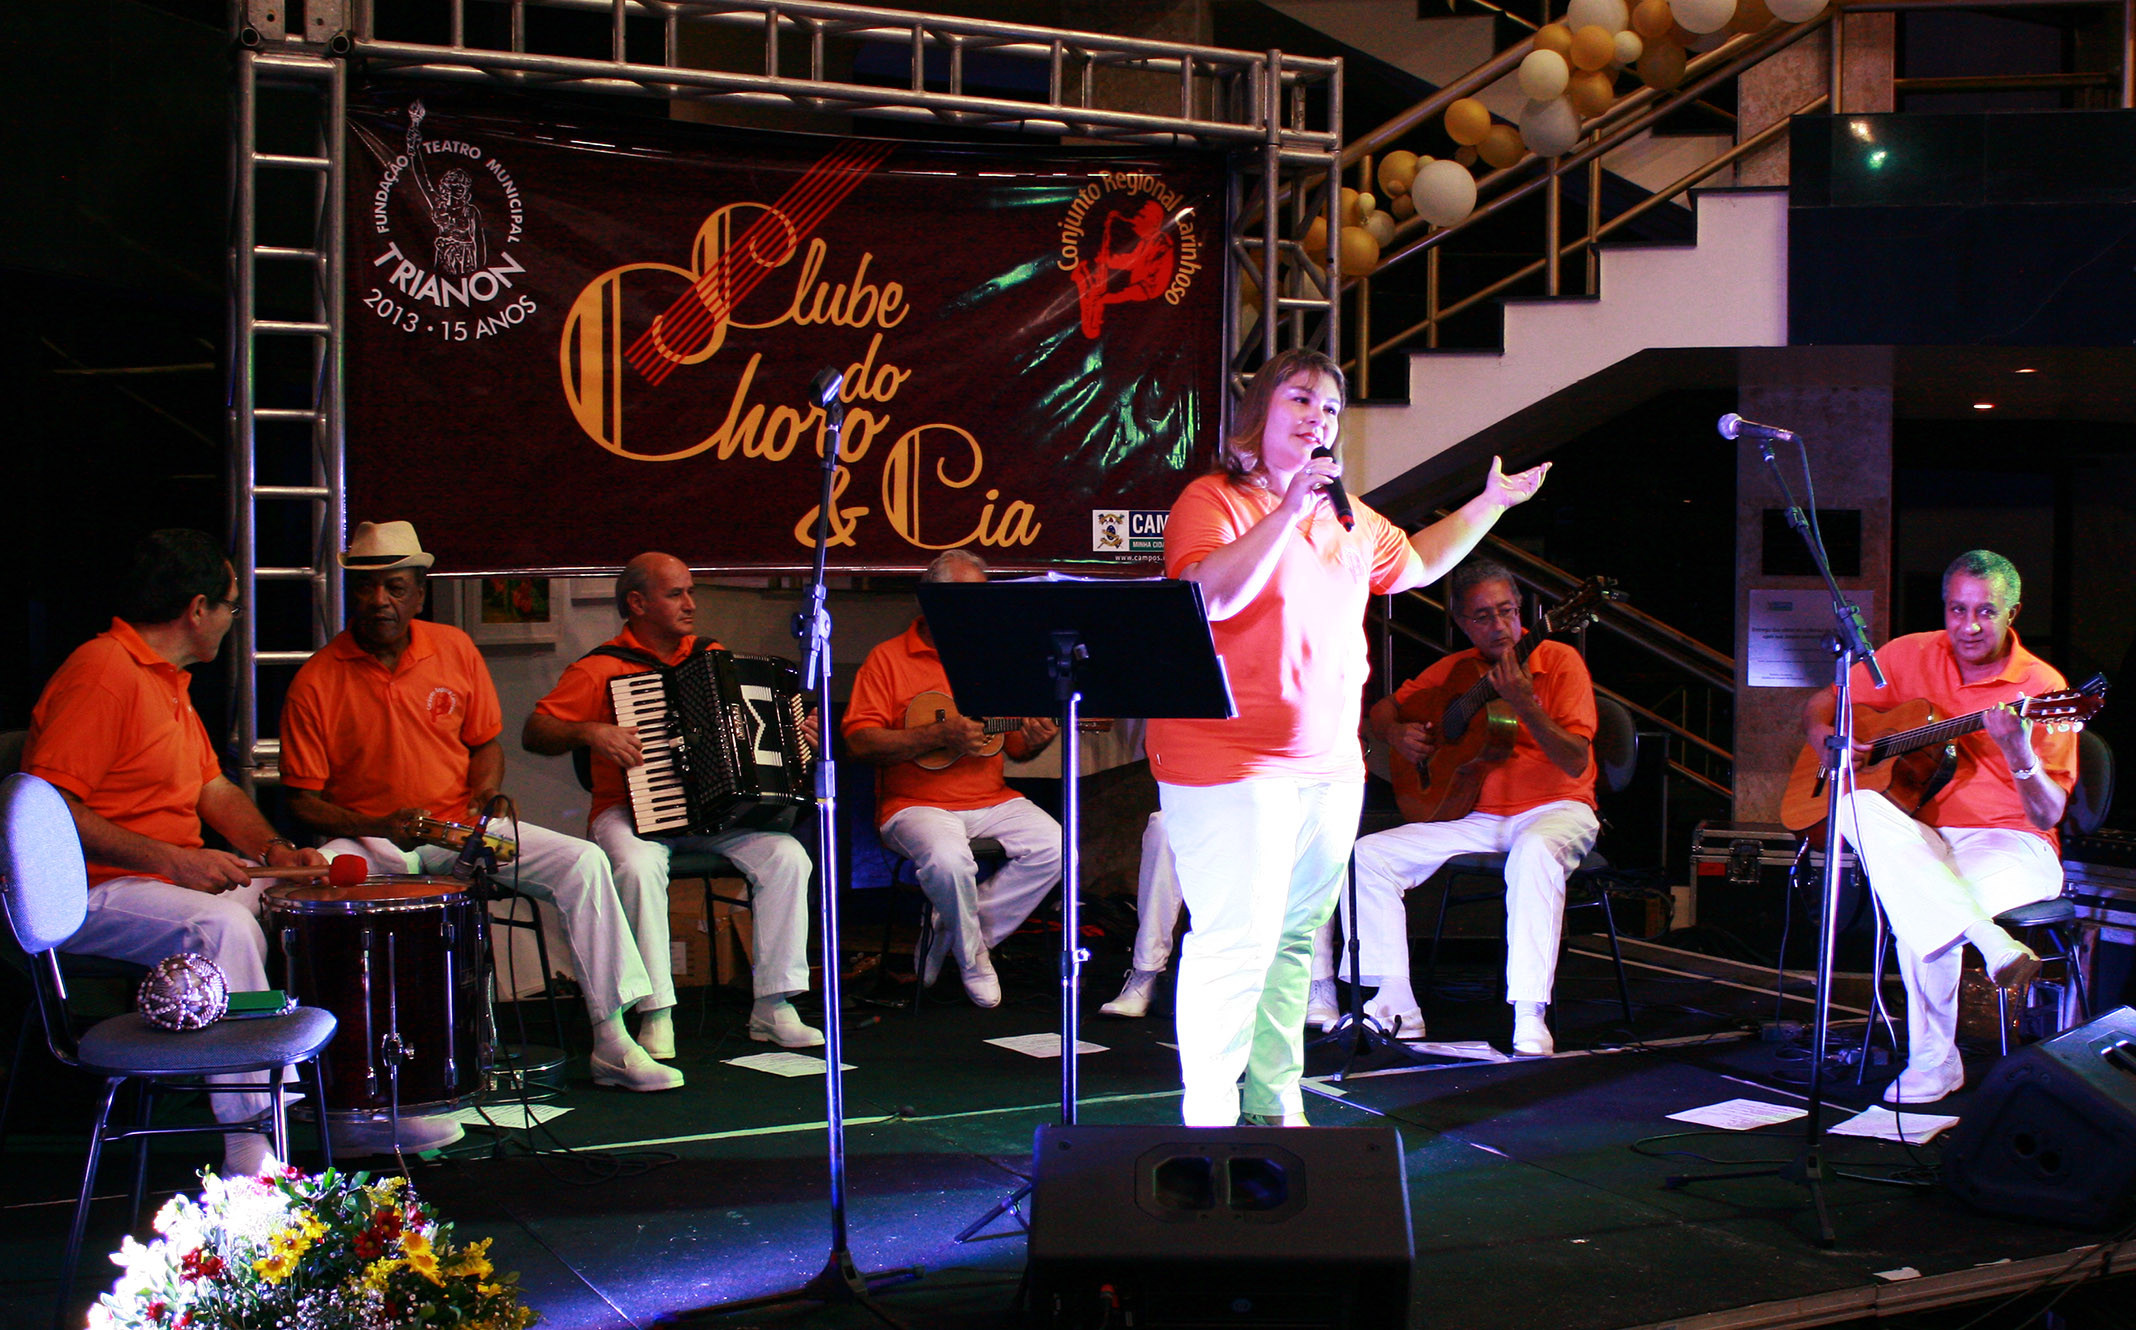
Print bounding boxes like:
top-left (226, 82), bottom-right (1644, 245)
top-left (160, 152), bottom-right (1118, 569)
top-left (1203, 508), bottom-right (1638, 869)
top-left (1146, 348), bottom-right (1550, 1126)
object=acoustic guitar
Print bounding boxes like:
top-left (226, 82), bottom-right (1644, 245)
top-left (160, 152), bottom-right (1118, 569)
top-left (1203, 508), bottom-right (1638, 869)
top-left (1778, 673), bottom-right (2107, 832)
top-left (1387, 577), bottom-right (1618, 825)
top-left (903, 689), bottom-right (1109, 771)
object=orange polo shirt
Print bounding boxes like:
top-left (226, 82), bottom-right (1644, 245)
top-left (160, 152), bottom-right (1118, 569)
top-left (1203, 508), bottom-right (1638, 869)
top-left (1391, 639), bottom-right (1598, 816)
top-left (24, 619), bottom-right (224, 887)
top-left (844, 619), bottom-right (1026, 825)
top-left (280, 619), bottom-right (503, 822)
top-left (1146, 472), bottom-right (1422, 786)
top-left (1839, 629), bottom-right (2076, 846)
top-left (532, 626), bottom-right (723, 825)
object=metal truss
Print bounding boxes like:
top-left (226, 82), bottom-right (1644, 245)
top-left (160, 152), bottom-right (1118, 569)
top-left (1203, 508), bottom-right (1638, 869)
top-left (227, 0), bottom-right (1342, 779)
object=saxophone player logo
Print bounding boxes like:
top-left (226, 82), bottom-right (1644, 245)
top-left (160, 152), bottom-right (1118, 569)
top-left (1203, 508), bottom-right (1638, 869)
top-left (358, 100), bottom-right (537, 342)
top-left (1057, 173), bottom-right (1204, 338)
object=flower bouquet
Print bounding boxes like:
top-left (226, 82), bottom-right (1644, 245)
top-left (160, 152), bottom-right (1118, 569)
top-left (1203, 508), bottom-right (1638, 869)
top-left (92, 1166), bottom-right (539, 1330)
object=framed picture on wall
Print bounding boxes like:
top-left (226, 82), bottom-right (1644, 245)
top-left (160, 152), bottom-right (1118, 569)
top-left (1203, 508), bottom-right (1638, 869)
top-left (460, 576), bottom-right (556, 645)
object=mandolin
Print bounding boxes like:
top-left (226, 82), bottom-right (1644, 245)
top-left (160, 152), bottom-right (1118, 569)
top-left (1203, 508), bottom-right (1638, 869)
top-left (1387, 577), bottom-right (1618, 825)
top-left (903, 689), bottom-right (1110, 771)
top-left (1778, 674), bottom-right (2106, 832)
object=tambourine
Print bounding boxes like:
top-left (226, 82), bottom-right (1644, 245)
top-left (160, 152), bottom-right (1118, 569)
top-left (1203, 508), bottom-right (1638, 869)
top-left (407, 814), bottom-right (518, 864)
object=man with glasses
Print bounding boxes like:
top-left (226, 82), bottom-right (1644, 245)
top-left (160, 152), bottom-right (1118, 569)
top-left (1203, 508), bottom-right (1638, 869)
top-left (1308, 556), bottom-right (1598, 1057)
top-left (22, 528), bottom-right (328, 1177)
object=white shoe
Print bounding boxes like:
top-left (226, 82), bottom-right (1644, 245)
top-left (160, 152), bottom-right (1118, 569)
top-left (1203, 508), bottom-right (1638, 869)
top-left (1242, 1111), bottom-right (1310, 1127)
top-left (1883, 1050), bottom-right (1965, 1105)
top-left (330, 1114), bottom-right (465, 1157)
top-left (748, 1001), bottom-right (825, 1048)
top-left (637, 1010), bottom-right (677, 1061)
top-left (1512, 1002), bottom-right (1555, 1057)
top-left (961, 952), bottom-right (1002, 1008)
top-left (1987, 944), bottom-right (2042, 993)
top-left (1306, 979), bottom-right (1340, 1032)
top-left (222, 1132), bottom-right (276, 1178)
top-left (591, 1045), bottom-right (687, 1092)
top-left (1366, 1000), bottom-right (1428, 1041)
top-left (1100, 969), bottom-right (1162, 1019)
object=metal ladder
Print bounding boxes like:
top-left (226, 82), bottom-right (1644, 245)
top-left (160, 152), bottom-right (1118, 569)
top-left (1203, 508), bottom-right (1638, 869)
top-left (230, 0), bottom-right (349, 788)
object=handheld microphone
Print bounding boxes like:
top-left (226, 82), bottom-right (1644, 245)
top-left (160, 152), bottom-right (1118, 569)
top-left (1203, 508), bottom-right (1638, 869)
top-left (808, 367), bottom-right (844, 407)
top-left (1717, 413), bottom-right (1797, 445)
top-left (1309, 445), bottom-right (1356, 532)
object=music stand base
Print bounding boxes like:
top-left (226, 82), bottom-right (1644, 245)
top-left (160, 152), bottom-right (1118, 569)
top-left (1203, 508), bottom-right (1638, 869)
top-left (1665, 1147), bottom-right (1837, 1248)
top-left (955, 1180), bottom-right (1032, 1244)
top-left (669, 1248), bottom-right (922, 1325)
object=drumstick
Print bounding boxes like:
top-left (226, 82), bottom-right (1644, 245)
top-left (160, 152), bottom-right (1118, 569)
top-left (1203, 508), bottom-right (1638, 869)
top-left (250, 854), bottom-right (369, 887)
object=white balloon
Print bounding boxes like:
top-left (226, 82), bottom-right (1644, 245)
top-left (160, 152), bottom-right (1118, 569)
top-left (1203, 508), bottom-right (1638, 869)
top-left (1519, 96), bottom-right (1583, 157)
top-left (1564, 0), bottom-right (1630, 32)
top-left (1410, 158), bottom-right (1478, 227)
top-left (1613, 30), bottom-right (1644, 64)
top-left (1518, 49), bottom-right (1572, 101)
top-left (1767, 0), bottom-right (1826, 19)
top-left (1669, 0), bottom-right (1736, 32)
top-left (1363, 209), bottom-right (1397, 247)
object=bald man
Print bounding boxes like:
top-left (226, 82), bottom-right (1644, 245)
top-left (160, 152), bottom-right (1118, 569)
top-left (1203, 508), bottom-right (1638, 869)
top-left (526, 553), bottom-right (823, 1050)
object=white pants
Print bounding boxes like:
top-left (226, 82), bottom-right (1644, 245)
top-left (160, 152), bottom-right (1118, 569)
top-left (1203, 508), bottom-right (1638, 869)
top-left (326, 820), bottom-right (654, 1025)
top-left (879, 798), bottom-right (1062, 969)
top-left (1160, 777), bottom-right (1363, 1126)
top-left (65, 875), bottom-right (276, 1126)
top-left (1334, 801), bottom-right (1599, 1005)
top-left (1837, 791), bottom-right (2062, 1068)
top-left (590, 804), bottom-right (812, 1005)
top-left (1128, 811), bottom-right (1185, 973)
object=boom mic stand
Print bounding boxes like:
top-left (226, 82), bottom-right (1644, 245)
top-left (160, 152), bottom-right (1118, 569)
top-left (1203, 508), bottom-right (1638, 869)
top-left (1664, 417), bottom-right (1884, 1248)
top-left (681, 369), bottom-right (918, 1324)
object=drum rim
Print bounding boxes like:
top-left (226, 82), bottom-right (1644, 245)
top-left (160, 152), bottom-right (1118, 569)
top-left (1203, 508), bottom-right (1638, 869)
top-left (264, 877), bottom-right (471, 911)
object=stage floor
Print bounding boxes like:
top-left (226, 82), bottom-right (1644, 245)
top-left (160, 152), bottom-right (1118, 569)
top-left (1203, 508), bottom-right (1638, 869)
top-left (6, 932), bottom-right (2132, 1330)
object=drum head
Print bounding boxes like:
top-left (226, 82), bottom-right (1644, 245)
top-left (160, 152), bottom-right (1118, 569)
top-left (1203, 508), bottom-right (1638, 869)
top-left (267, 875), bottom-right (467, 908)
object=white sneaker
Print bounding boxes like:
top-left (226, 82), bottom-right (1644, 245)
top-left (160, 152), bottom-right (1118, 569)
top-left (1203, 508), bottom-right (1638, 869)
top-left (330, 1113), bottom-right (465, 1157)
top-left (961, 952), bottom-right (1002, 1008)
top-left (1242, 1111), bottom-right (1310, 1127)
top-left (591, 1045), bottom-right (687, 1092)
top-left (222, 1132), bottom-right (276, 1178)
top-left (1365, 999), bottom-right (1427, 1041)
top-left (1100, 969), bottom-right (1162, 1018)
top-left (1511, 1002), bottom-right (1555, 1057)
top-left (1883, 1050), bottom-right (1965, 1105)
top-left (637, 1010), bottom-right (676, 1061)
top-left (1305, 979), bottom-right (1341, 1032)
top-left (748, 1000), bottom-right (825, 1048)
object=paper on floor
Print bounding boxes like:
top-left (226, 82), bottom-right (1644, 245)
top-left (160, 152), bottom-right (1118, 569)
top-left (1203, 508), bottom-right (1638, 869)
top-left (724, 1051), bottom-right (857, 1077)
top-left (1408, 1040), bottom-right (1511, 1063)
top-left (1826, 1105), bottom-right (1960, 1143)
top-left (447, 1103), bottom-right (573, 1127)
top-left (986, 1033), bottom-right (1108, 1058)
top-left (1666, 1098), bottom-right (1809, 1131)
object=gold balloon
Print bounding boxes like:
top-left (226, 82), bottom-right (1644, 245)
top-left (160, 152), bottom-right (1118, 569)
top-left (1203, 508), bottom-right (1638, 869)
top-left (1377, 149), bottom-right (1421, 197)
top-left (1570, 24), bottom-right (1616, 70)
top-left (1727, 0), bottom-right (1773, 30)
top-left (1338, 224), bottom-right (1382, 276)
top-left (1631, 0), bottom-right (1675, 39)
top-left (1534, 21), bottom-right (1575, 55)
top-left (1636, 39), bottom-right (1687, 89)
top-left (1478, 124), bottom-right (1527, 169)
top-left (1340, 186), bottom-right (1363, 226)
top-left (1389, 190), bottom-right (1417, 219)
top-left (1301, 214), bottom-right (1329, 257)
top-left (1455, 145), bottom-right (1480, 167)
top-left (1444, 97), bottom-right (1493, 146)
top-left (1568, 69), bottom-right (1617, 116)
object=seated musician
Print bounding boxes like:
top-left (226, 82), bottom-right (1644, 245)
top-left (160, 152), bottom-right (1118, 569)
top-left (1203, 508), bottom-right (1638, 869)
top-left (1099, 812), bottom-right (1183, 1019)
top-left (843, 550), bottom-right (1064, 1008)
top-left (279, 521), bottom-right (683, 1094)
top-left (1803, 549), bottom-right (2068, 1105)
top-left (22, 529), bottom-right (327, 1177)
top-left (523, 552), bottom-right (823, 1050)
top-left (1312, 557), bottom-right (1598, 1056)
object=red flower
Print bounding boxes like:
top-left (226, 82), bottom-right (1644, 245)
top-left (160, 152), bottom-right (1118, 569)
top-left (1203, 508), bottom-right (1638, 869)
top-left (355, 1232), bottom-right (382, 1260)
top-left (146, 1301), bottom-right (167, 1323)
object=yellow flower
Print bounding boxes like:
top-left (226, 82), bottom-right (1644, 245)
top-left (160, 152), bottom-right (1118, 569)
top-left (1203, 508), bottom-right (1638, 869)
top-left (297, 1210), bottom-right (327, 1241)
top-left (252, 1250), bottom-right (296, 1284)
top-left (445, 1237), bottom-right (494, 1281)
top-left (361, 1257), bottom-right (402, 1291)
top-left (400, 1229), bottom-right (443, 1285)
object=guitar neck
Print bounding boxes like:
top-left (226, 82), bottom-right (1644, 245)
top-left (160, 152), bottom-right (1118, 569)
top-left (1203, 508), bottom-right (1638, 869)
top-left (1867, 704), bottom-right (1997, 761)
top-left (1443, 621), bottom-right (1552, 731)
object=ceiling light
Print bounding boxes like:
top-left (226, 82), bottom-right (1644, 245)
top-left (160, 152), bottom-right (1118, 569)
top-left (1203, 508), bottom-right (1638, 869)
top-left (1973, 402), bottom-right (1995, 411)
top-left (2014, 367), bottom-right (2038, 374)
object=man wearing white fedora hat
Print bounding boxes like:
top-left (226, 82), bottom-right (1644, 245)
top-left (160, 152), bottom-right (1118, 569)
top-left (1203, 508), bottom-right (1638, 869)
top-left (280, 519), bottom-right (682, 1094)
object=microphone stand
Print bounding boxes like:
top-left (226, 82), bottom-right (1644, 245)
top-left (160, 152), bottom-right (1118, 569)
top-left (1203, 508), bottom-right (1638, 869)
top-left (680, 377), bottom-right (917, 1324)
top-left (1664, 424), bottom-right (1883, 1249)
top-left (1308, 856), bottom-right (1417, 1078)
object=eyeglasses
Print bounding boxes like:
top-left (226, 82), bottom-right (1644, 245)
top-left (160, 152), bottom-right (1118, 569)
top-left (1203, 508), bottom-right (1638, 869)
top-left (214, 595), bottom-right (244, 619)
top-left (1459, 604), bottom-right (1521, 627)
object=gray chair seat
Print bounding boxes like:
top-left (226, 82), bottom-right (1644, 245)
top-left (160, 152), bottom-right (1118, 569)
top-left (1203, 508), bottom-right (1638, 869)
top-left (1995, 898), bottom-right (2077, 929)
top-left (77, 1007), bottom-right (340, 1078)
top-left (1447, 849), bottom-right (1609, 876)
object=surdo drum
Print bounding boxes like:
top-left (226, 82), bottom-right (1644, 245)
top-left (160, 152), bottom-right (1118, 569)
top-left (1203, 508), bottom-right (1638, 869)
top-left (265, 876), bottom-right (489, 1118)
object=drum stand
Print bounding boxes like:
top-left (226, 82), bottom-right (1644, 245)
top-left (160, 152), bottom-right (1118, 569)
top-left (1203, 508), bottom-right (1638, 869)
top-left (676, 374), bottom-right (918, 1327)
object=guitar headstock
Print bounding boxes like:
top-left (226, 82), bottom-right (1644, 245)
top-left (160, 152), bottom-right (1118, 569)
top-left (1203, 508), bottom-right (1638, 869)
top-left (2018, 673), bottom-right (2109, 732)
top-left (1539, 576), bottom-right (1621, 636)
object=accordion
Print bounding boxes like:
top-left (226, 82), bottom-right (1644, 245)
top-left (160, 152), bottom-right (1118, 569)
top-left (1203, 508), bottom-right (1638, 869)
top-left (608, 650), bottom-right (813, 837)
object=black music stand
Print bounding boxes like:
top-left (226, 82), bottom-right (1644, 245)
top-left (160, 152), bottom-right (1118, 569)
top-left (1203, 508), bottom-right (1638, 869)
top-left (916, 575), bottom-right (1232, 1238)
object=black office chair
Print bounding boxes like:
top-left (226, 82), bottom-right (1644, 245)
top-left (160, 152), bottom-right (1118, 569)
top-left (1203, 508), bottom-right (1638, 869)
top-left (1991, 728), bottom-right (2116, 1052)
top-left (0, 772), bottom-right (338, 1329)
top-left (1420, 695), bottom-right (1642, 1025)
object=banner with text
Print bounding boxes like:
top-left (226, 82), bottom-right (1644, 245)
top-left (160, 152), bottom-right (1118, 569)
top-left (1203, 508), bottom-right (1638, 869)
top-left (345, 95), bottom-right (1223, 572)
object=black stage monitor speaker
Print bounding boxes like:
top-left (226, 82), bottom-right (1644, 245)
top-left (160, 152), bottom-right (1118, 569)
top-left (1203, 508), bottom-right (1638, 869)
top-left (1944, 1006), bottom-right (2136, 1227)
top-left (1026, 1124), bottom-right (1413, 1329)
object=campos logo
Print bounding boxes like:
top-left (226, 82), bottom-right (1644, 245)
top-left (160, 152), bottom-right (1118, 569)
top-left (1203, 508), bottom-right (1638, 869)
top-left (362, 99), bottom-right (537, 342)
top-left (1092, 509), bottom-right (1167, 556)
